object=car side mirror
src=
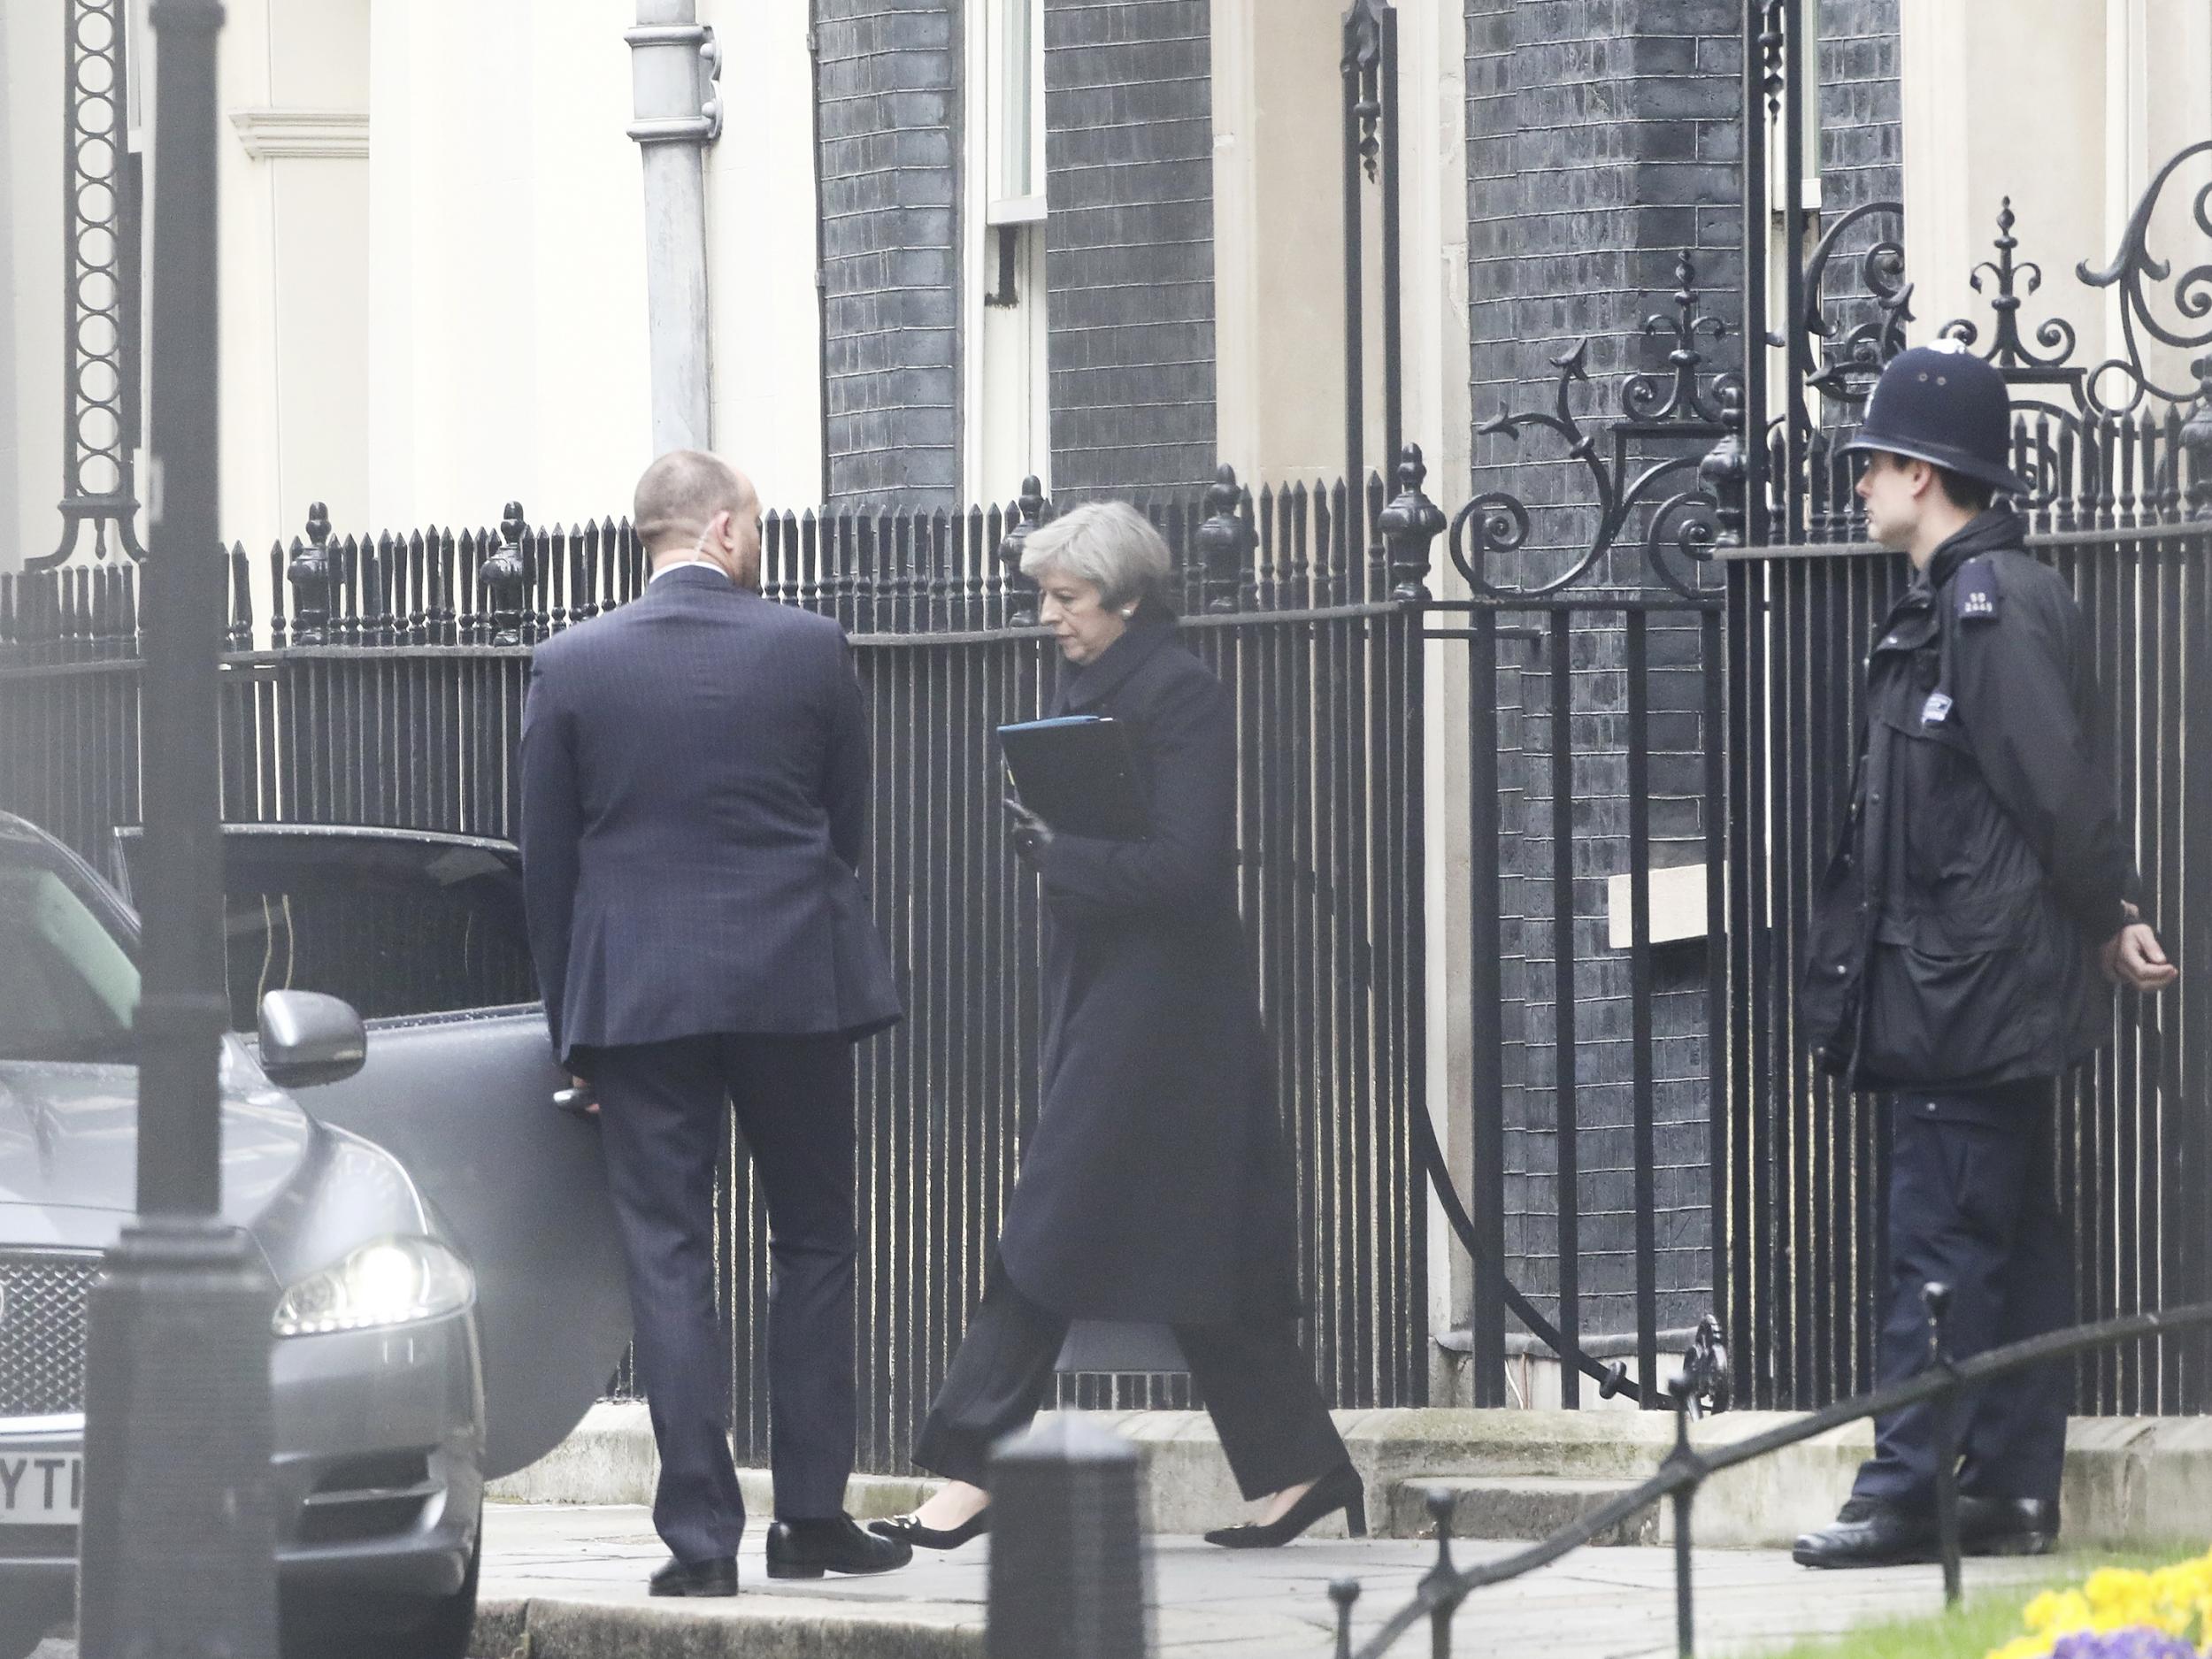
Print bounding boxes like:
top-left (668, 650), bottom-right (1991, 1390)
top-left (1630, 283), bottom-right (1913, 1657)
top-left (257, 990), bottom-right (367, 1088)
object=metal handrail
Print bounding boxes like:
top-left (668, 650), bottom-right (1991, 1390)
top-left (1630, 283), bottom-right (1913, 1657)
top-left (1330, 1295), bottom-right (2212, 1658)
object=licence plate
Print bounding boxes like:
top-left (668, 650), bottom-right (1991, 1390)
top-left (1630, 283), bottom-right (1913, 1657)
top-left (0, 1447), bottom-right (83, 1525)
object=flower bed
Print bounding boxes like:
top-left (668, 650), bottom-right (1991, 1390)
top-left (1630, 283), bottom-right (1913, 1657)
top-left (1988, 1552), bottom-right (2212, 1659)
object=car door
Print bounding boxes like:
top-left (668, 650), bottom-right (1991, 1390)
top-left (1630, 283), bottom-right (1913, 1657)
top-left (112, 824), bottom-right (632, 1482)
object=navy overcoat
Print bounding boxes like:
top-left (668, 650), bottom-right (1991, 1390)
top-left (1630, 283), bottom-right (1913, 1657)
top-left (995, 613), bottom-right (1303, 1326)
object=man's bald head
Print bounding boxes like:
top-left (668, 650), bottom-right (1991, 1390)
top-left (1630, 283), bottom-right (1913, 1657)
top-left (634, 450), bottom-right (758, 552)
top-left (633, 449), bottom-right (763, 588)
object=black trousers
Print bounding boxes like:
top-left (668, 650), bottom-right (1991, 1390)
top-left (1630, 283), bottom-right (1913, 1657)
top-left (915, 1270), bottom-right (1348, 1501)
top-left (1852, 1088), bottom-right (2072, 1511)
top-left (592, 1033), bottom-right (857, 1562)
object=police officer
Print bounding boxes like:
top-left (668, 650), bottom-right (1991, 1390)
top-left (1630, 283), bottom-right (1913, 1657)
top-left (1792, 342), bottom-right (2177, 1570)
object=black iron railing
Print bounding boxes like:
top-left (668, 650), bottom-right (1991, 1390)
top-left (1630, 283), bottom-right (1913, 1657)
top-left (1327, 1294), bottom-right (2212, 1658)
top-left (0, 463), bottom-right (1440, 1472)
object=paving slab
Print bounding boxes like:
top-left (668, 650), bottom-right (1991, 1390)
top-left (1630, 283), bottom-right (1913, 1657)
top-left (456, 1501), bottom-right (2072, 1658)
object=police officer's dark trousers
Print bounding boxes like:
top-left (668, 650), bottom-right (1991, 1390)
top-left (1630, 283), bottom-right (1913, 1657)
top-left (1852, 1085), bottom-right (2072, 1510)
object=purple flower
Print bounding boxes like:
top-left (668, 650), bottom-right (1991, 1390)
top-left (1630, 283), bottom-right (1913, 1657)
top-left (2047, 1630), bottom-right (2200, 1659)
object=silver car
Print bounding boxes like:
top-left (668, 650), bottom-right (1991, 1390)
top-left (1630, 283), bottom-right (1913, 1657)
top-left (0, 815), bottom-right (630, 1659)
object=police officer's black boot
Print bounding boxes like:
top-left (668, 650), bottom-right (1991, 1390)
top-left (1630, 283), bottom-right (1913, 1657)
top-left (1791, 1499), bottom-right (1938, 1569)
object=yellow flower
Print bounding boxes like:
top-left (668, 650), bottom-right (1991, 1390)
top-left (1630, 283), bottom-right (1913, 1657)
top-left (1988, 1546), bottom-right (2212, 1659)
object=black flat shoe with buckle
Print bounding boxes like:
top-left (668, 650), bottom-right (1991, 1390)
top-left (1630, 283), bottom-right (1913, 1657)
top-left (1203, 1463), bottom-right (1367, 1550)
top-left (869, 1507), bottom-right (993, 1551)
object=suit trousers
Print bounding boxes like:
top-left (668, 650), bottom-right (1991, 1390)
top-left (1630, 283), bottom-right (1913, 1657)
top-left (914, 1269), bottom-right (1348, 1501)
top-left (592, 1033), bottom-right (857, 1562)
top-left (1852, 1090), bottom-right (2072, 1511)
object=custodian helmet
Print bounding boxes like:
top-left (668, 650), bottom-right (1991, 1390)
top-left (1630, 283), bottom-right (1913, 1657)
top-left (1845, 340), bottom-right (2031, 497)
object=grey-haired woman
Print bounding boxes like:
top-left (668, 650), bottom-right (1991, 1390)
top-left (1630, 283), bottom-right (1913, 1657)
top-left (872, 503), bottom-right (1360, 1553)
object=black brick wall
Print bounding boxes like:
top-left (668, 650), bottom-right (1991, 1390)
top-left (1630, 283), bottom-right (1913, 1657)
top-left (1818, 0), bottom-right (1901, 219)
top-left (1042, 0), bottom-right (1217, 502)
top-left (1464, 0), bottom-right (1744, 1340)
top-left (1814, 0), bottom-right (1902, 424)
top-left (815, 0), bottom-right (964, 509)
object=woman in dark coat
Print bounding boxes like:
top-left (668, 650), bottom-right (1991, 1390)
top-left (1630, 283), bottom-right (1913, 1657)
top-left (872, 502), bottom-right (1359, 1553)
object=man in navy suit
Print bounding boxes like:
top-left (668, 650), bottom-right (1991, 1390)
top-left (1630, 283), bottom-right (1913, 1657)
top-left (518, 449), bottom-right (910, 1594)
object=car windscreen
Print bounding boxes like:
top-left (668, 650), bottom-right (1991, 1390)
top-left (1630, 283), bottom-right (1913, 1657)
top-left (115, 832), bottom-right (538, 1030)
top-left (0, 843), bottom-right (141, 1063)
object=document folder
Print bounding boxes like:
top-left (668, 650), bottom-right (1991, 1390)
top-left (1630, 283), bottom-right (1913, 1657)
top-left (995, 715), bottom-right (1150, 841)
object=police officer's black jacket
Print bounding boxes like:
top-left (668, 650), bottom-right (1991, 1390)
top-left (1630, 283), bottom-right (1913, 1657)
top-left (1801, 505), bottom-right (2131, 1091)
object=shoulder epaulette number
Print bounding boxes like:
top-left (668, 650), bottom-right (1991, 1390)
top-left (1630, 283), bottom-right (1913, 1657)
top-left (1955, 557), bottom-right (2001, 623)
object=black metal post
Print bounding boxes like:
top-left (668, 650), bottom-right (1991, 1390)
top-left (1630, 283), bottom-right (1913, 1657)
top-left (1342, 14), bottom-right (1364, 497)
top-left (1331, 1578), bottom-right (1363, 1659)
top-left (78, 1), bottom-right (280, 1655)
top-left (1197, 464), bottom-right (1253, 612)
top-left (1779, 0), bottom-right (1808, 541)
top-left (1419, 1489), bottom-right (1463, 1659)
top-left (1379, 4), bottom-right (1403, 478)
top-left (1465, 604), bottom-right (1509, 1405)
top-left (484, 501), bottom-right (531, 647)
top-left (1740, 0), bottom-right (1775, 545)
top-left (1626, 612), bottom-right (1660, 1402)
top-left (986, 1416), bottom-right (1148, 1659)
top-left (1925, 1281), bottom-right (1962, 1609)
top-left (1001, 476), bottom-right (1048, 626)
top-left (1668, 1374), bottom-right (1700, 1659)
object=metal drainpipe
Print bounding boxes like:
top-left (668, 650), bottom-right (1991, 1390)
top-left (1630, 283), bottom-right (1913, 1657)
top-left (626, 2), bottom-right (722, 457)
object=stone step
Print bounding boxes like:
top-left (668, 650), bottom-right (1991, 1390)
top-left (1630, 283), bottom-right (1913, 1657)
top-left (1388, 1475), bottom-right (1661, 1547)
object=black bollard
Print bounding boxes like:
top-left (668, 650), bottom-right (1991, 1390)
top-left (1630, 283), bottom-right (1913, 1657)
top-left (987, 1415), bottom-right (1150, 1659)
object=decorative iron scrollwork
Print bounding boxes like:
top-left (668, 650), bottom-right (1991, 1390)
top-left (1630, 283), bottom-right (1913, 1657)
top-left (1450, 252), bottom-right (1735, 598)
top-left (37, 0), bottom-right (143, 571)
top-left (1625, 255), bottom-right (1732, 425)
top-left (1758, 0), bottom-right (1786, 119)
top-left (1938, 198), bottom-right (2081, 383)
top-left (1677, 1314), bottom-right (1732, 1420)
top-left (1799, 201), bottom-right (1913, 410)
top-left (2076, 136), bottom-right (2212, 414)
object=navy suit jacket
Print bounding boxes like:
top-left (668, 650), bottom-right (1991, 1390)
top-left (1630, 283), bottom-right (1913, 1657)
top-left (518, 565), bottom-right (902, 1065)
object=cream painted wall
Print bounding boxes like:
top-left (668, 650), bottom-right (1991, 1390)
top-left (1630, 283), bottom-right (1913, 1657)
top-left (366, 0), bottom-right (653, 534)
top-left (218, 0), bottom-right (372, 549)
top-left (11, 0), bottom-right (820, 572)
top-left (701, 0), bottom-right (828, 510)
top-left (1221, 0), bottom-right (1475, 1347)
top-left (4, 0), bottom-right (67, 572)
top-left (1901, 0), bottom-right (2212, 402)
top-left (1211, 0), bottom-right (1349, 487)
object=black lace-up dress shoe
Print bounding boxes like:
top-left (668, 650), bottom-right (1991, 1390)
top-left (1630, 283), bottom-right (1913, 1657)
top-left (1793, 1499), bottom-right (1939, 1569)
top-left (766, 1515), bottom-right (916, 1578)
top-left (649, 1555), bottom-right (739, 1597)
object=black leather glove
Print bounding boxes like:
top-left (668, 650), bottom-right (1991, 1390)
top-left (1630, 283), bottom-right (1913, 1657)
top-left (1004, 796), bottom-right (1055, 866)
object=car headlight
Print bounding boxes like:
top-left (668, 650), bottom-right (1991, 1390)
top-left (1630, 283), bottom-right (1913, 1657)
top-left (273, 1237), bottom-right (474, 1338)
